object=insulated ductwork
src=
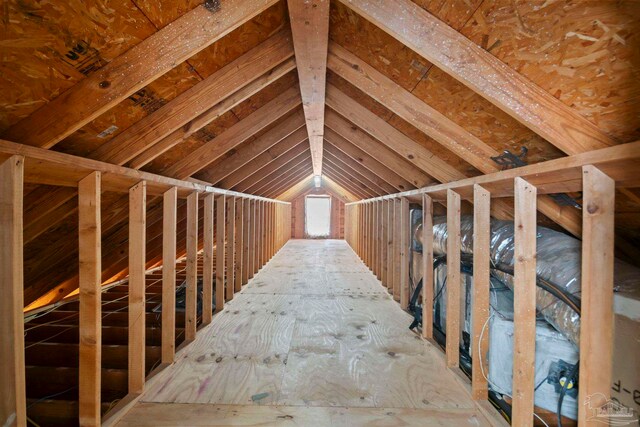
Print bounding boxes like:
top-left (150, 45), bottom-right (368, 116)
top-left (416, 216), bottom-right (640, 346)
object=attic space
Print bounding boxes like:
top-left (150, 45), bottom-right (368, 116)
top-left (1, 0), bottom-right (639, 426)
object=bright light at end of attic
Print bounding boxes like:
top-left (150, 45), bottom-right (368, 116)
top-left (314, 175), bottom-right (322, 188)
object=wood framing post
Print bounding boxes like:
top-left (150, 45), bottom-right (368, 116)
top-left (373, 201), bottom-right (379, 277)
top-left (471, 185), bottom-right (491, 400)
top-left (0, 156), bottom-right (25, 427)
top-left (254, 200), bottom-right (261, 274)
top-left (400, 197), bottom-right (410, 309)
top-left (161, 187), bottom-right (177, 363)
top-left (78, 171), bottom-right (102, 427)
top-left (578, 166), bottom-right (615, 426)
top-left (128, 181), bottom-right (146, 394)
top-left (250, 200), bottom-right (257, 278)
top-left (261, 201), bottom-right (267, 266)
top-left (446, 189), bottom-right (461, 368)
top-left (421, 193), bottom-right (433, 340)
top-left (215, 195), bottom-right (226, 313)
top-left (512, 177), bottom-right (537, 425)
top-left (393, 198), bottom-right (401, 301)
top-left (225, 196), bottom-right (236, 301)
top-left (202, 193), bottom-right (214, 325)
top-left (185, 192), bottom-right (198, 341)
top-left (242, 199), bottom-right (251, 286)
top-left (234, 198), bottom-right (243, 293)
top-left (386, 200), bottom-right (393, 291)
top-left (381, 200), bottom-right (389, 286)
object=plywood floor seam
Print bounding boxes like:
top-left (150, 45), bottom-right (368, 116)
top-left (116, 239), bottom-right (491, 426)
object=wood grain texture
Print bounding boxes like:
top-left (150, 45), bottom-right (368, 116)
top-left (578, 167), bottom-right (615, 425)
top-left (185, 192), bottom-right (199, 341)
top-left (421, 193), bottom-right (434, 340)
top-left (338, 0), bottom-right (614, 155)
top-left (125, 240), bottom-right (489, 426)
top-left (328, 42), bottom-right (499, 173)
top-left (93, 30), bottom-right (295, 166)
top-left (128, 181), bottom-right (147, 394)
top-left (446, 190), bottom-right (461, 368)
top-left (164, 86), bottom-right (302, 179)
top-left (0, 156), bottom-right (25, 427)
top-left (234, 198), bottom-right (244, 293)
top-left (471, 185), bottom-right (490, 400)
top-left (288, 0), bottom-right (330, 175)
top-left (2, 0), bottom-right (279, 149)
top-left (78, 171), bottom-right (102, 426)
top-left (225, 196), bottom-right (236, 302)
top-left (215, 195), bottom-right (226, 313)
top-left (162, 187), bottom-right (178, 362)
top-left (512, 178), bottom-right (537, 425)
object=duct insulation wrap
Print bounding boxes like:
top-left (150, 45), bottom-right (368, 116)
top-left (414, 215), bottom-right (640, 347)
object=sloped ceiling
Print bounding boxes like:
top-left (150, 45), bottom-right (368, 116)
top-left (1, 0), bottom-right (638, 305)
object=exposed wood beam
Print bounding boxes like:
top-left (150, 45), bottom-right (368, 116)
top-left (346, 141), bottom-right (640, 203)
top-left (328, 42), bottom-right (498, 173)
top-left (78, 171), bottom-right (101, 427)
top-left (199, 112), bottom-right (306, 184)
top-left (91, 30), bottom-right (296, 166)
top-left (324, 168), bottom-right (368, 200)
top-left (263, 165), bottom-right (314, 199)
top-left (325, 110), bottom-right (432, 188)
top-left (288, 0), bottom-right (330, 175)
top-left (241, 150), bottom-right (311, 194)
top-left (323, 150), bottom-right (391, 195)
top-left (323, 161), bottom-right (377, 198)
top-left (326, 85), bottom-right (465, 183)
top-left (22, 46), bottom-right (294, 244)
top-left (322, 175), bottom-right (359, 202)
top-left (2, 0), bottom-right (279, 149)
top-left (128, 181), bottom-right (146, 394)
top-left (338, 0), bottom-right (615, 155)
top-left (277, 175), bottom-right (315, 201)
top-left (324, 142), bottom-right (398, 193)
top-left (326, 86), bottom-right (581, 234)
top-left (164, 86), bottom-right (301, 179)
top-left (324, 127), bottom-right (417, 191)
top-left (254, 156), bottom-right (313, 196)
top-left (0, 155), bottom-right (26, 427)
top-left (232, 143), bottom-right (310, 192)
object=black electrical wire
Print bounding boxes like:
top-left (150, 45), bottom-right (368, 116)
top-left (557, 362), bottom-right (579, 427)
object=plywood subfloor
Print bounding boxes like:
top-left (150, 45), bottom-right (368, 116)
top-left (116, 239), bottom-right (491, 426)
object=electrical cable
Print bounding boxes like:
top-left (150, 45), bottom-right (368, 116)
top-left (556, 362), bottom-right (579, 427)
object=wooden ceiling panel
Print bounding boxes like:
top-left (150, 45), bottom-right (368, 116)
top-left (186, 1), bottom-right (288, 79)
top-left (326, 71), bottom-right (476, 176)
top-left (143, 71), bottom-right (298, 174)
top-left (0, 0), bottom-right (156, 132)
top-left (410, 67), bottom-right (565, 165)
top-left (411, 0), bottom-right (483, 30)
top-left (459, 0), bottom-right (640, 144)
top-left (54, 62), bottom-right (201, 157)
top-left (329, 1), bottom-right (430, 91)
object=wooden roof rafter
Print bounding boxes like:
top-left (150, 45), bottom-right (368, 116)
top-left (229, 141), bottom-right (310, 191)
top-left (324, 128), bottom-right (419, 192)
top-left (164, 86), bottom-right (302, 179)
top-left (2, 0), bottom-right (281, 149)
top-left (199, 112), bottom-right (308, 185)
top-left (327, 46), bottom-right (586, 234)
top-left (238, 148), bottom-right (312, 193)
top-left (288, 0), bottom-right (330, 175)
top-left (337, 0), bottom-right (615, 155)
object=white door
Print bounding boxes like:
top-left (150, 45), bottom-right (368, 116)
top-left (305, 196), bottom-right (331, 238)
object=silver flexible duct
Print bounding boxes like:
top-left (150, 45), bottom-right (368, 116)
top-left (415, 216), bottom-right (640, 346)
